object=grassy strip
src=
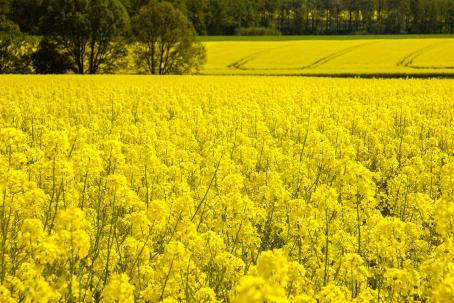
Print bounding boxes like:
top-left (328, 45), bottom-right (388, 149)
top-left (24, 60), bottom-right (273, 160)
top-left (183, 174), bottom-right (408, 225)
top-left (198, 34), bottom-right (454, 42)
top-left (199, 72), bottom-right (454, 79)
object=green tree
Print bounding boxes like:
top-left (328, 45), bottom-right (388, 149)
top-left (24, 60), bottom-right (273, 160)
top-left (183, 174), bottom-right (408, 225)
top-left (0, 16), bottom-right (32, 73)
top-left (0, 0), bottom-right (12, 16)
top-left (43, 0), bottom-right (130, 74)
top-left (132, 0), bottom-right (206, 75)
top-left (181, 0), bottom-right (209, 34)
top-left (9, 0), bottom-right (47, 34)
top-left (31, 38), bottom-right (71, 74)
top-left (120, 0), bottom-right (149, 16)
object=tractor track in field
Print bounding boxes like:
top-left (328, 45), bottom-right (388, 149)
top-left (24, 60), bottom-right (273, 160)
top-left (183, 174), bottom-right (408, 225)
top-left (228, 41), bottom-right (375, 71)
top-left (397, 41), bottom-right (453, 69)
top-left (227, 43), bottom-right (299, 70)
top-left (226, 40), bottom-right (454, 72)
top-left (300, 41), bottom-right (376, 69)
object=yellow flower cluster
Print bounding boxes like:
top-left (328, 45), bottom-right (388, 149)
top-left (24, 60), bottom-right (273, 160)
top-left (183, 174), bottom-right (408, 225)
top-left (0, 75), bottom-right (453, 302)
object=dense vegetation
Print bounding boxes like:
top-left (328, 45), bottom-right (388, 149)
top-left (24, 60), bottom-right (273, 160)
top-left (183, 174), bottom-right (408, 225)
top-left (0, 76), bottom-right (453, 302)
top-left (0, 0), bottom-right (206, 74)
top-left (1, 0), bottom-right (453, 36)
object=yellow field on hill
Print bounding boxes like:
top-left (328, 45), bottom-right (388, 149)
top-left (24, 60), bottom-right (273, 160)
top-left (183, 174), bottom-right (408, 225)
top-left (0, 75), bottom-right (453, 302)
top-left (410, 39), bottom-right (454, 69)
top-left (202, 38), bottom-right (454, 75)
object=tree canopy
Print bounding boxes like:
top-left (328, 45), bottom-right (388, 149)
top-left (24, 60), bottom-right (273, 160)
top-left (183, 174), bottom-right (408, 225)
top-left (42, 0), bottom-right (130, 74)
top-left (2, 0), bottom-right (453, 36)
top-left (132, 0), bottom-right (206, 74)
top-left (0, 15), bottom-right (32, 73)
top-left (152, 0), bottom-right (454, 35)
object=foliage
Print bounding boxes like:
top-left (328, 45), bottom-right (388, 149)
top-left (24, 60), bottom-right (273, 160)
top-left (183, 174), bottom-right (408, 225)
top-left (43, 0), bottom-right (130, 74)
top-left (0, 16), bottom-right (32, 73)
top-left (0, 0), bottom-right (12, 16)
top-left (3, 0), bottom-right (454, 37)
top-left (132, 0), bottom-right (206, 75)
top-left (158, 0), bottom-right (453, 35)
top-left (235, 27), bottom-right (282, 36)
top-left (0, 75), bottom-right (453, 302)
top-left (8, 0), bottom-right (46, 34)
top-left (31, 38), bottom-right (71, 74)
top-left (119, 0), bottom-right (149, 16)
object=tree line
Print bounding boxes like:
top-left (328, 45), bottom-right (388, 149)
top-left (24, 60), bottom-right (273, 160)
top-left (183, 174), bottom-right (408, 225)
top-left (2, 0), bottom-right (453, 36)
top-left (0, 0), bottom-right (206, 74)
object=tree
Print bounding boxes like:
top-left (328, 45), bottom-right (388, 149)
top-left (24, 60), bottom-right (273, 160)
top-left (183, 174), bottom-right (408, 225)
top-left (180, 0), bottom-right (209, 34)
top-left (31, 38), bottom-right (71, 74)
top-left (43, 0), bottom-right (130, 74)
top-left (0, 16), bottom-right (32, 73)
top-left (119, 0), bottom-right (149, 16)
top-left (0, 0), bottom-right (12, 16)
top-left (132, 0), bottom-right (206, 75)
top-left (9, 0), bottom-right (47, 34)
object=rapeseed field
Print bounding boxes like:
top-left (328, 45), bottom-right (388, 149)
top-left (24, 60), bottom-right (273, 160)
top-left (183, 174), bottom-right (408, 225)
top-left (202, 39), bottom-right (454, 76)
top-left (0, 76), bottom-right (453, 302)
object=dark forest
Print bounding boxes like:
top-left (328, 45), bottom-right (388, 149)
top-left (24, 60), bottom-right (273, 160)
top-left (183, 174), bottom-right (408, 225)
top-left (2, 0), bottom-right (453, 36)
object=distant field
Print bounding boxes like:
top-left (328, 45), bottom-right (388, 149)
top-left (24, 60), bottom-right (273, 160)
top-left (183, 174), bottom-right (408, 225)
top-left (201, 37), bottom-right (454, 76)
